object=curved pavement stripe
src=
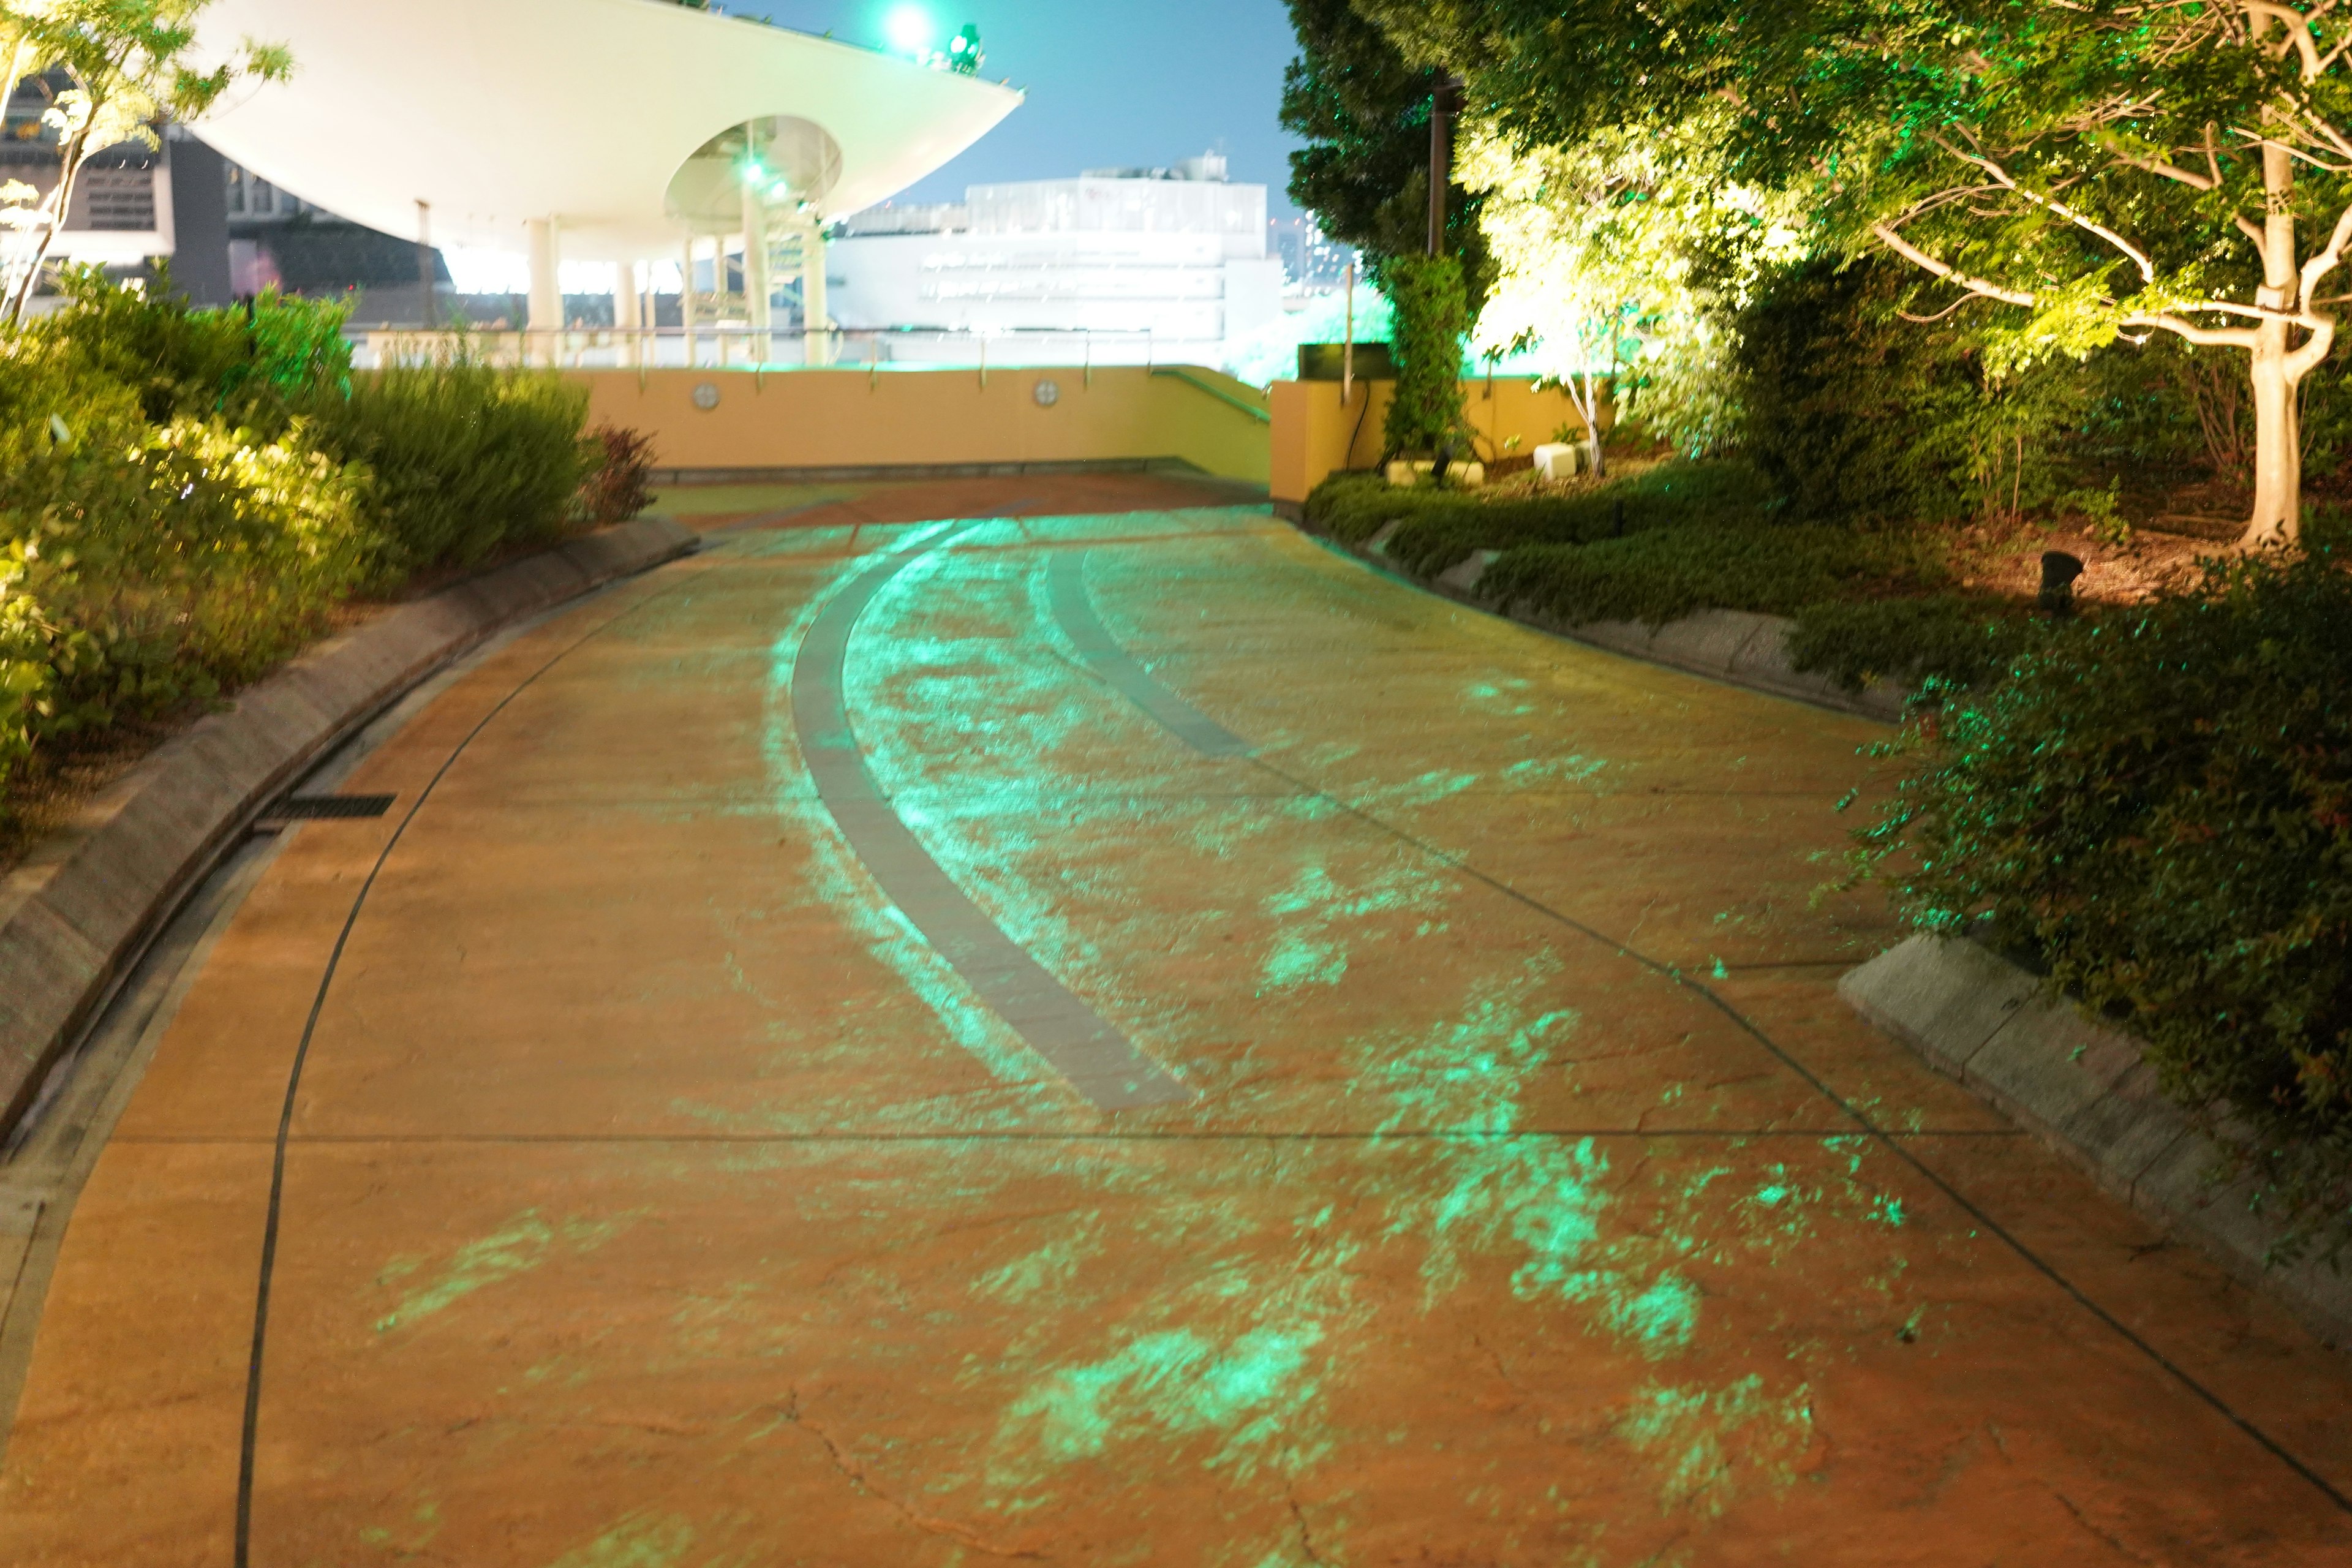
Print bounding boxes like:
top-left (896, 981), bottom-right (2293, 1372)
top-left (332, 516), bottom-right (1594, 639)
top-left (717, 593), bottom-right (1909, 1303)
top-left (792, 527), bottom-right (1193, 1110)
top-left (1048, 548), bottom-right (1254, 756)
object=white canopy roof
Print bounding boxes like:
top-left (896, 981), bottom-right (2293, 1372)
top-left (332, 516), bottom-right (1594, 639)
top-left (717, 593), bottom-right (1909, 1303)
top-left (190, 0), bottom-right (1022, 262)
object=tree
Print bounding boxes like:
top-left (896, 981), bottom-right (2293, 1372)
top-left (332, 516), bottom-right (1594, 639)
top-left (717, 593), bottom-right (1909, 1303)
top-left (1351, 0), bottom-right (2352, 548)
top-left (1842, 0), bottom-right (2352, 547)
top-left (1458, 112), bottom-right (1807, 469)
top-left (1, 2), bottom-right (288, 328)
top-left (1280, 0), bottom-right (1490, 311)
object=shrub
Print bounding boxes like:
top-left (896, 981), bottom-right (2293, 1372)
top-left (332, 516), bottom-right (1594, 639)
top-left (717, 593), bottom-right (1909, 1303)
top-left (1858, 549), bottom-right (2352, 1257)
top-left (1477, 522), bottom-right (1952, 630)
top-left (1303, 460), bottom-right (1768, 565)
top-left (0, 340), bottom-right (375, 766)
top-left (1787, 595), bottom-right (2043, 693)
top-left (579, 424), bottom-right (657, 527)
top-left (306, 358), bottom-right (593, 576)
top-left (29, 266), bottom-right (352, 428)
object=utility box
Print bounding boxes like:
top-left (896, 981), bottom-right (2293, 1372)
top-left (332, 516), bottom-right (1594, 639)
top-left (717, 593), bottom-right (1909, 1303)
top-left (1296, 341), bottom-right (1393, 381)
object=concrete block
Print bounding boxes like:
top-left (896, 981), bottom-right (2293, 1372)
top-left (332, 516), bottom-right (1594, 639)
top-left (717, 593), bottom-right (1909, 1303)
top-left (1836, 935), bottom-right (2035, 1076)
top-left (1444, 461), bottom-right (1485, 489)
top-left (1532, 442), bottom-right (1580, 481)
top-left (1842, 932), bottom-right (2352, 1350)
top-left (2056, 1063), bottom-right (2198, 1188)
top-left (1657, 610), bottom-right (1776, 677)
top-left (1435, 550), bottom-right (1500, 597)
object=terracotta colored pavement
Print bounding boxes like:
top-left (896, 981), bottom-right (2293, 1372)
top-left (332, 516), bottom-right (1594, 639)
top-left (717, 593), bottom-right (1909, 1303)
top-left (2, 480), bottom-right (2349, 1566)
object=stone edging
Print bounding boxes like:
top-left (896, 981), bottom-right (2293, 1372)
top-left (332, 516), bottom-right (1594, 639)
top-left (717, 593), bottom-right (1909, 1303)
top-left (1841, 935), bottom-right (2351, 1349)
top-left (0, 515), bottom-right (698, 1139)
top-left (1274, 500), bottom-right (1906, 723)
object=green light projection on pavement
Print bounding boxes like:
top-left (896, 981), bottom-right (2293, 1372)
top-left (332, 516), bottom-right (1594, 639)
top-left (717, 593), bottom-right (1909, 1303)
top-left (540, 1511), bottom-right (699, 1568)
top-left (372, 1208), bottom-right (635, 1335)
top-left (706, 511), bottom-right (1929, 1558)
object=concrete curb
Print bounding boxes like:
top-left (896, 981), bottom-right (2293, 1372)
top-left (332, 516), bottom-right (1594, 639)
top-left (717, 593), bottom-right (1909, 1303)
top-left (1841, 935), bottom-right (2352, 1350)
top-left (0, 514), bottom-right (697, 1139)
top-left (1275, 502), bottom-right (1906, 723)
top-left (652, 457), bottom-right (1225, 486)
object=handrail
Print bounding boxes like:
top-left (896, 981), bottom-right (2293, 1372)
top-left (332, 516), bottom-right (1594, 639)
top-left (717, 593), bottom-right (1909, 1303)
top-left (1149, 366), bottom-right (1271, 423)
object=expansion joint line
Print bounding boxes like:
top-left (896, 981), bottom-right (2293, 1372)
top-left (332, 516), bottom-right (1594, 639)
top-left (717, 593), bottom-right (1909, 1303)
top-left (232, 560), bottom-right (708, 1567)
top-left (790, 521), bottom-right (1192, 1110)
top-left (1045, 540), bottom-right (2351, 1519)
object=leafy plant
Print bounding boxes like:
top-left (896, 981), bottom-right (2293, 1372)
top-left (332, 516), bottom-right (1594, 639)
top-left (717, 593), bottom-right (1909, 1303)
top-left (1856, 550), bottom-right (2352, 1260)
top-left (304, 355), bottom-right (592, 576)
top-left (579, 424), bottom-right (656, 527)
top-left (1380, 252), bottom-right (1471, 460)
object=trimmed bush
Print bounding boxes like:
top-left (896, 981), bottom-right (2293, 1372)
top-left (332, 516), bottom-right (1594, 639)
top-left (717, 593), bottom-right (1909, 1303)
top-left (1, 278), bottom-right (600, 820)
top-left (1787, 596), bottom-right (2042, 693)
top-left (1858, 550), bottom-right (2352, 1257)
top-left (303, 357), bottom-right (594, 576)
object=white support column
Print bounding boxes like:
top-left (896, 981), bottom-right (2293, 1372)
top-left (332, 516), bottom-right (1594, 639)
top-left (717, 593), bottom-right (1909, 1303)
top-left (526, 217), bottom-right (562, 366)
top-left (614, 260), bottom-right (641, 367)
top-left (742, 189), bottom-right (772, 366)
top-left (802, 222), bottom-right (829, 368)
top-left (680, 236), bottom-right (699, 368)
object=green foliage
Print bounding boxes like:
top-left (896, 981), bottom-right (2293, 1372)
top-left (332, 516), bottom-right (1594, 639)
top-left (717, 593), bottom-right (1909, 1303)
top-left (1280, 0), bottom-right (1489, 309)
top-left (580, 424), bottom-right (657, 528)
top-left (0, 332), bottom-right (375, 777)
top-left (1786, 596), bottom-right (2041, 693)
top-left (1306, 461), bottom-right (1765, 566)
top-left (1859, 551), bottom-right (2352, 1258)
top-left (303, 356), bottom-right (594, 576)
top-left (0, 278), bottom-right (597, 816)
top-left (1477, 521), bottom-right (1950, 630)
top-left (1730, 259), bottom-right (1973, 521)
top-left (28, 266), bottom-right (352, 426)
top-left (1381, 254), bottom-right (1471, 459)
top-left (1308, 460), bottom-right (1956, 640)
top-left (1, 2), bottom-right (292, 324)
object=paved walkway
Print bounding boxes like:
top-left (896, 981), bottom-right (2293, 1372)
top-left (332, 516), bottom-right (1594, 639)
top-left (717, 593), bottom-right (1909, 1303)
top-left (2, 478), bottom-right (2346, 1566)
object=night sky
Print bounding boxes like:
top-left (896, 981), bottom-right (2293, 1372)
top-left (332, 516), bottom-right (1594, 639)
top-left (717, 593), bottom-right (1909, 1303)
top-left (739, 0), bottom-right (1308, 215)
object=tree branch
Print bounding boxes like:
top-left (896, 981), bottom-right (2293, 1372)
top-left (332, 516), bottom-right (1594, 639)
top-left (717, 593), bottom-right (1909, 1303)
top-left (1871, 222), bottom-right (2041, 306)
top-left (1936, 134), bottom-right (2158, 282)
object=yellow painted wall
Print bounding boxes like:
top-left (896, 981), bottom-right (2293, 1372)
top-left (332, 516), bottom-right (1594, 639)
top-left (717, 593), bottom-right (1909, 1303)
top-left (576, 364), bottom-right (1272, 484)
top-left (1270, 376), bottom-right (1609, 502)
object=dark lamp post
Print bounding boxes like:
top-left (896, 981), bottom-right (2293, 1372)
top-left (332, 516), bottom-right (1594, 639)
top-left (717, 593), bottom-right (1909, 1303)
top-left (1428, 74), bottom-right (1464, 257)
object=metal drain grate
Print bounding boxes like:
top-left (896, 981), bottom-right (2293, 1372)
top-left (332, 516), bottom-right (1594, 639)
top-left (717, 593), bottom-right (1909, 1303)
top-left (268, 793), bottom-right (396, 821)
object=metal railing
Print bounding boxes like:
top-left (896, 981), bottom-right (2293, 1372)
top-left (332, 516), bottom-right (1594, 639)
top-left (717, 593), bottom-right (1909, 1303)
top-left (345, 324), bottom-right (1244, 375)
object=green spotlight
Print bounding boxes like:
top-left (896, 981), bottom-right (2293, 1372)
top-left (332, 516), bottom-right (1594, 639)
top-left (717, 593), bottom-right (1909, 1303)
top-left (948, 22), bottom-right (982, 73)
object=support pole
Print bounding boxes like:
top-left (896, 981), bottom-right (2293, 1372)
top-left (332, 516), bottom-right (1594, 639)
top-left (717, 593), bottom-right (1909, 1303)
top-left (802, 222), bottom-right (829, 367)
top-left (527, 216), bottom-right (562, 366)
top-left (614, 260), bottom-right (641, 367)
top-left (416, 199), bottom-right (436, 333)
top-left (742, 186), bottom-right (772, 366)
top-left (680, 236), bottom-right (699, 368)
top-left (1427, 75), bottom-right (1463, 257)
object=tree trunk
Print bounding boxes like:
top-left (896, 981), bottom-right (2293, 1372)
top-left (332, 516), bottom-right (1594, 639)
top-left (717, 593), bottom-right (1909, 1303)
top-left (4, 121), bottom-right (89, 330)
top-left (2243, 140), bottom-right (2303, 548)
top-left (2247, 331), bottom-right (2300, 546)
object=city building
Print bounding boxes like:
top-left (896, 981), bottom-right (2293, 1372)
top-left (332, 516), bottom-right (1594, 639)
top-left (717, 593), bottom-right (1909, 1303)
top-left (1268, 215), bottom-right (1353, 293)
top-left (828, 154), bottom-right (1286, 364)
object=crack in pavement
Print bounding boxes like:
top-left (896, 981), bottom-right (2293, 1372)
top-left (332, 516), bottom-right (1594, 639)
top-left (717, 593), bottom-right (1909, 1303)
top-left (782, 1389), bottom-right (1046, 1561)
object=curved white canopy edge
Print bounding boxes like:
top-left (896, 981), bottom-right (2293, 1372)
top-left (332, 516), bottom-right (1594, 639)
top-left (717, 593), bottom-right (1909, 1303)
top-left (190, 0), bottom-right (1021, 262)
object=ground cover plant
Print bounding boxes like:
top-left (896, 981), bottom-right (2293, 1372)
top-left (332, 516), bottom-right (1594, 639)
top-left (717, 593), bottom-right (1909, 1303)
top-left (1855, 551), bottom-right (2352, 1258)
top-left (0, 271), bottom-right (648, 847)
top-left (1305, 461), bottom-right (2049, 692)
